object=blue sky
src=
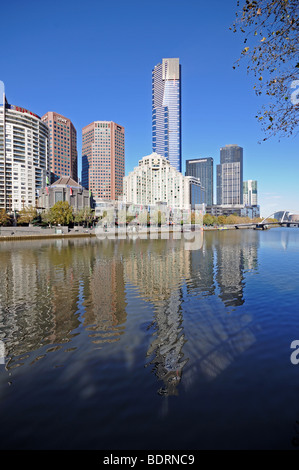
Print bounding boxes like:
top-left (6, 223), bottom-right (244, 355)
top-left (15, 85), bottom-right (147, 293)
top-left (1, 0), bottom-right (298, 217)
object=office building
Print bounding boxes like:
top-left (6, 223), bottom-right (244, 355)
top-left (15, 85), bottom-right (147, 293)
top-left (0, 94), bottom-right (50, 211)
top-left (81, 121), bottom-right (125, 200)
top-left (243, 180), bottom-right (258, 206)
top-left (217, 144), bottom-right (243, 205)
top-left (152, 58), bottom-right (182, 172)
top-left (186, 157), bottom-right (214, 205)
top-left (123, 152), bottom-right (203, 210)
top-left (42, 112), bottom-right (78, 184)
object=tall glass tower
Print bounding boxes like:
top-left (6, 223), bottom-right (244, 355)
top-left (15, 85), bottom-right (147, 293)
top-left (152, 58), bottom-right (182, 173)
top-left (186, 157), bottom-right (214, 206)
top-left (217, 145), bottom-right (243, 205)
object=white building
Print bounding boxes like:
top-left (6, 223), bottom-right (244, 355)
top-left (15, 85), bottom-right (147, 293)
top-left (0, 94), bottom-right (50, 211)
top-left (123, 152), bottom-right (204, 210)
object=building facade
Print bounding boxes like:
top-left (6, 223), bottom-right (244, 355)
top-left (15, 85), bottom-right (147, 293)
top-left (152, 58), bottom-right (182, 172)
top-left (0, 94), bottom-right (50, 212)
top-left (186, 157), bottom-right (213, 206)
top-left (123, 152), bottom-right (203, 210)
top-left (38, 176), bottom-right (91, 211)
top-left (206, 204), bottom-right (260, 218)
top-left (243, 180), bottom-right (258, 206)
top-left (81, 121), bottom-right (125, 200)
top-left (41, 111), bottom-right (77, 183)
top-left (217, 144), bottom-right (243, 205)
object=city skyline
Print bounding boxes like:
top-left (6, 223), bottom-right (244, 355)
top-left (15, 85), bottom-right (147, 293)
top-left (1, 0), bottom-right (298, 217)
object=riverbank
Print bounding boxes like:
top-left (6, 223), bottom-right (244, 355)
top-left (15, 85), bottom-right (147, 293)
top-left (0, 223), bottom-right (265, 241)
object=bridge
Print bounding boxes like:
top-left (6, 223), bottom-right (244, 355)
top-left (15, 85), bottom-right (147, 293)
top-left (234, 211), bottom-right (299, 230)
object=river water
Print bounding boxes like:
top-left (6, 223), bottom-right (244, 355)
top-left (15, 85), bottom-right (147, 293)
top-left (0, 228), bottom-right (298, 449)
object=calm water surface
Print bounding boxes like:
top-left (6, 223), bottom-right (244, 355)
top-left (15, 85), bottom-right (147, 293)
top-left (0, 228), bottom-right (298, 449)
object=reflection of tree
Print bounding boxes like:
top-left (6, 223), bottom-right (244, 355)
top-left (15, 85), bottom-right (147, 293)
top-left (124, 239), bottom-right (190, 396)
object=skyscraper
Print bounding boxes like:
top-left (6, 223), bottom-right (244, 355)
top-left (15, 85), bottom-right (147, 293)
top-left (217, 145), bottom-right (243, 205)
top-left (243, 180), bottom-right (258, 206)
top-left (81, 121), bottom-right (125, 200)
top-left (152, 58), bottom-right (182, 173)
top-left (42, 112), bottom-right (77, 183)
top-left (186, 157), bottom-right (214, 206)
top-left (0, 94), bottom-right (50, 211)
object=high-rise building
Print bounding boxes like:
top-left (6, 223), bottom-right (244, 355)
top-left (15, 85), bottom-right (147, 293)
top-left (152, 58), bottom-right (181, 172)
top-left (41, 112), bottom-right (77, 183)
top-left (186, 157), bottom-right (214, 206)
top-left (217, 145), bottom-right (243, 205)
top-left (123, 152), bottom-right (204, 210)
top-left (81, 121), bottom-right (125, 200)
top-left (0, 94), bottom-right (50, 211)
top-left (243, 180), bottom-right (258, 206)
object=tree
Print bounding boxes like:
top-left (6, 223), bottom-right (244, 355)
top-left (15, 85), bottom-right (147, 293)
top-left (0, 209), bottom-right (12, 226)
top-left (226, 215), bottom-right (239, 225)
top-left (48, 201), bottom-right (74, 226)
top-left (217, 215), bottom-right (227, 225)
top-left (203, 214), bottom-right (216, 226)
top-left (232, 0), bottom-right (299, 140)
top-left (74, 208), bottom-right (95, 227)
top-left (17, 205), bottom-right (37, 225)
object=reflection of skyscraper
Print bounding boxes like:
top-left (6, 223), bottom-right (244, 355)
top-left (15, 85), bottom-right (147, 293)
top-left (124, 239), bottom-right (190, 396)
top-left (83, 254), bottom-right (127, 345)
top-left (215, 232), bottom-right (245, 308)
top-left (217, 145), bottom-right (243, 205)
top-left (152, 58), bottom-right (182, 172)
top-left (187, 233), bottom-right (216, 296)
top-left (182, 230), bottom-right (260, 386)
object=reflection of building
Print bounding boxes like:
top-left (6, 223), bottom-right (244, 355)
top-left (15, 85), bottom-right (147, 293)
top-left (124, 239), bottom-right (190, 396)
top-left (38, 176), bottom-right (91, 211)
top-left (0, 94), bottom-right (50, 211)
top-left (152, 58), bottom-right (182, 172)
top-left (217, 145), bottom-right (243, 205)
top-left (215, 232), bottom-right (245, 308)
top-left (81, 121), bottom-right (125, 200)
top-left (181, 230), bottom-right (259, 386)
top-left (186, 157), bottom-right (214, 206)
top-left (83, 253), bottom-right (127, 345)
top-left (41, 111), bottom-right (78, 183)
top-left (0, 239), bottom-right (92, 363)
top-left (123, 153), bottom-right (203, 210)
top-left (188, 236), bottom-right (216, 296)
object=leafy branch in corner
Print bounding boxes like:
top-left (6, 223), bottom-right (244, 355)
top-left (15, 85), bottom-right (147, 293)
top-left (231, 0), bottom-right (299, 141)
